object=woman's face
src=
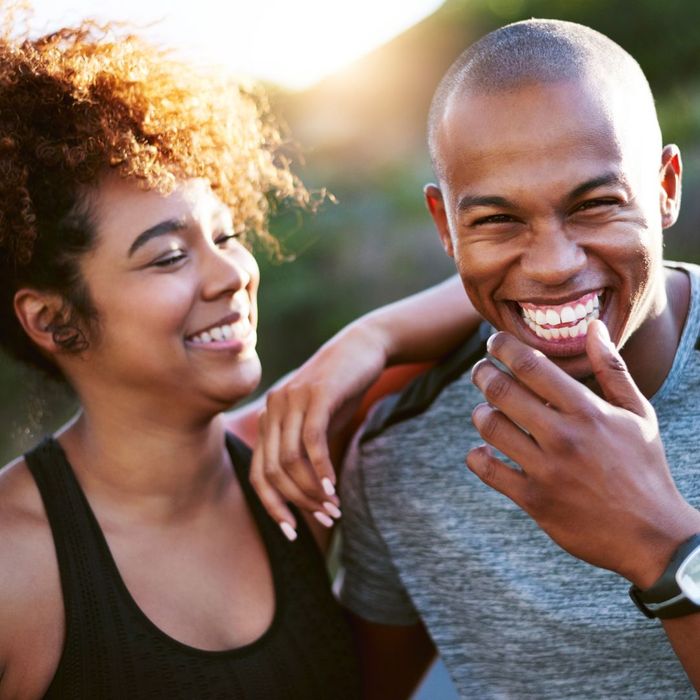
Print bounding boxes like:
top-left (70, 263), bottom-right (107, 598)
top-left (70, 174), bottom-right (261, 412)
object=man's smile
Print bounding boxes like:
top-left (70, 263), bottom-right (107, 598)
top-left (505, 290), bottom-right (608, 357)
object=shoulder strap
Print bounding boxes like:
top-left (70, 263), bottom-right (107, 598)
top-left (24, 437), bottom-right (96, 610)
top-left (360, 321), bottom-right (490, 444)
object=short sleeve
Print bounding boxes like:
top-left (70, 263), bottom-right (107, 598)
top-left (337, 430), bottom-right (419, 626)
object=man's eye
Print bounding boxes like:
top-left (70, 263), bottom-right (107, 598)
top-left (473, 214), bottom-right (515, 226)
top-left (575, 198), bottom-right (617, 212)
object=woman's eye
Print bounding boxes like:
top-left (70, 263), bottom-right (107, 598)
top-left (152, 251), bottom-right (187, 268)
top-left (215, 231), bottom-right (240, 247)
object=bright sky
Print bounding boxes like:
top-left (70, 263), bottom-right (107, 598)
top-left (26, 0), bottom-right (444, 90)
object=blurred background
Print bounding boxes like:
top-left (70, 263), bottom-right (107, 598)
top-left (3, 0), bottom-right (698, 466)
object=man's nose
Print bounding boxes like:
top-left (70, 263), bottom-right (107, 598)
top-left (520, 220), bottom-right (586, 287)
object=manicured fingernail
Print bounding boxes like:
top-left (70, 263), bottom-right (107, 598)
top-left (279, 521), bottom-right (297, 541)
top-left (313, 511), bottom-right (334, 528)
top-left (321, 477), bottom-right (336, 496)
top-left (323, 501), bottom-right (342, 519)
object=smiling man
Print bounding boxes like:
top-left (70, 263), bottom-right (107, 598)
top-left (338, 19), bottom-right (700, 698)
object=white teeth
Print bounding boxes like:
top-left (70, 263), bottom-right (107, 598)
top-left (545, 309), bottom-right (560, 325)
top-left (522, 305), bottom-right (599, 342)
top-left (189, 319), bottom-right (251, 345)
top-left (585, 299), bottom-right (594, 314)
top-left (535, 309), bottom-right (547, 325)
top-left (574, 304), bottom-right (587, 320)
top-left (560, 306), bottom-right (576, 323)
top-left (593, 294), bottom-right (600, 308)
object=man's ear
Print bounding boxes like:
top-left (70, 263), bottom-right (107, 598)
top-left (424, 183), bottom-right (454, 257)
top-left (13, 288), bottom-right (67, 355)
top-left (659, 144), bottom-right (682, 229)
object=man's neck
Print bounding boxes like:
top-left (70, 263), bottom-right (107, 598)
top-left (618, 266), bottom-right (691, 399)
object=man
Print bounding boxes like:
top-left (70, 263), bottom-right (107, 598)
top-left (338, 19), bottom-right (700, 697)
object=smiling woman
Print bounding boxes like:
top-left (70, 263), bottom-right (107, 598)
top-left (0, 6), bottom-right (361, 699)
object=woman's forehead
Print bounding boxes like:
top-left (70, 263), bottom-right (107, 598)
top-left (89, 176), bottom-right (228, 245)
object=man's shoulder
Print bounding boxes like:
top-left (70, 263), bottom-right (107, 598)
top-left (360, 322), bottom-right (490, 447)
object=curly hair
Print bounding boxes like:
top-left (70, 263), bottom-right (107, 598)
top-left (0, 3), bottom-right (309, 378)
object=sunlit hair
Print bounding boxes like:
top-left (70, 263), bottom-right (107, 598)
top-left (0, 3), bottom-right (308, 377)
top-left (427, 19), bottom-right (660, 178)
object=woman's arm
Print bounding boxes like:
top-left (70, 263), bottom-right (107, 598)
top-left (245, 275), bottom-right (482, 535)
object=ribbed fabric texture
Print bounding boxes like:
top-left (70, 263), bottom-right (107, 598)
top-left (26, 433), bottom-right (360, 700)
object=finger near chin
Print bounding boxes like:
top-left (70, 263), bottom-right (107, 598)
top-left (471, 358), bottom-right (554, 443)
top-left (485, 332), bottom-right (588, 414)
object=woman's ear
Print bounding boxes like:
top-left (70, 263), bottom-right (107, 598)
top-left (13, 288), bottom-right (67, 355)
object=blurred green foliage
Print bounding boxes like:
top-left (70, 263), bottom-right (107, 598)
top-left (1, 0), bottom-right (699, 463)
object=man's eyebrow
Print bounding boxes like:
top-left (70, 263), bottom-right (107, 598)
top-left (457, 194), bottom-right (514, 212)
top-left (127, 218), bottom-right (187, 257)
top-left (568, 173), bottom-right (631, 201)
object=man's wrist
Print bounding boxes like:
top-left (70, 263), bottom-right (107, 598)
top-left (629, 533), bottom-right (700, 619)
top-left (626, 509), bottom-right (700, 590)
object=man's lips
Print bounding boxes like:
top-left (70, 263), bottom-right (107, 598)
top-left (517, 290), bottom-right (603, 342)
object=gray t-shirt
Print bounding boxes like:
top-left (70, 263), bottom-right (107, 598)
top-left (339, 262), bottom-right (700, 699)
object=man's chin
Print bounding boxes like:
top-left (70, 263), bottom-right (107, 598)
top-left (546, 353), bottom-right (594, 382)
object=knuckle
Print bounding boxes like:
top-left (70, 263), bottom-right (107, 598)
top-left (549, 427), bottom-right (579, 455)
top-left (302, 425), bottom-right (323, 446)
top-left (604, 352), bottom-right (628, 374)
top-left (481, 456), bottom-right (498, 486)
top-left (478, 410), bottom-right (502, 443)
top-left (521, 485), bottom-right (543, 515)
top-left (279, 447), bottom-right (301, 467)
top-left (263, 461), bottom-right (280, 480)
top-left (482, 374), bottom-right (512, 403)
top-left (510, 351), bottom-right (541, 377)
top-left (571, 403), bottom-right (603, 425)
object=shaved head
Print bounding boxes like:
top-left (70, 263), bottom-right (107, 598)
top-left (428, 19), bottom-right (661, 178)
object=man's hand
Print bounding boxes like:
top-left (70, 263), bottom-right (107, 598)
top-left (468, 319), bottom-right (700, 588)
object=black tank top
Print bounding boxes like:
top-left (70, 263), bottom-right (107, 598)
top-left (25, 433), bottom-right (361, 699)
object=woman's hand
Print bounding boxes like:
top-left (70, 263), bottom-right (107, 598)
top-left (249, 322), bottom-right (389, 539)
top-left (248, 275), bottom-right (481, 540)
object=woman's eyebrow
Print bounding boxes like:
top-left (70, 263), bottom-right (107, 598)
top-left (127, 218), bottom-right (187, 257)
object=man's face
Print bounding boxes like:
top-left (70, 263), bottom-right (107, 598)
top-left (427, 79), bottom-right (678, 379)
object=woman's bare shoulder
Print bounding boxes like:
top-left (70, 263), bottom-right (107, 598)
top-left (0, 455), bottom-right (63, 689)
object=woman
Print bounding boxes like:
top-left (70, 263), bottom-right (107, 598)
top-left (0, 9), bottom-right (487, 699)
top-left (0, 14), bottom-right (363, 698)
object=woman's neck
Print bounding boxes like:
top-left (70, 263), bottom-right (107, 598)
top-left (57, 408), bottom-right (234, 523)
